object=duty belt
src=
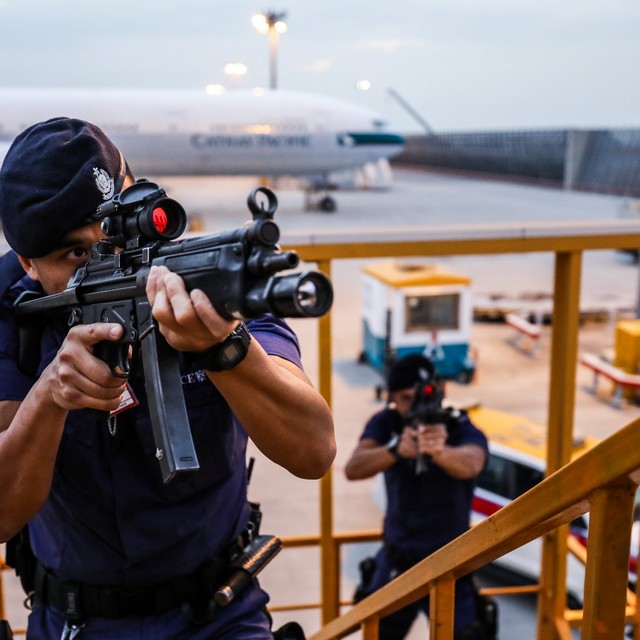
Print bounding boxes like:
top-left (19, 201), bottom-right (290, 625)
top-left (33, 560), bottom-right (228, 620)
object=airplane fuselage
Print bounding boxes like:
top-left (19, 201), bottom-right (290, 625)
top-left (0, 88), bottom-right (405, 176)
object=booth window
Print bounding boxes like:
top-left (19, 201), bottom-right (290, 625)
top-left (404, 293), bottom-right (460, 331)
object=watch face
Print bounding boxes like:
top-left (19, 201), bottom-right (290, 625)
top-left (222, 341), bottom-right (242, 363)
top-left (194, 323), bottom-right (251, 371)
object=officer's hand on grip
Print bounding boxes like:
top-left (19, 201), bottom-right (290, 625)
top-left (417, 423), bottom-right (447, 458)
top-left (45, 323), bottom-right (128, 412)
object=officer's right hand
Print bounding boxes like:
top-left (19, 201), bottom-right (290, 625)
top-left (417, 423), bottom-right (447, 457)
top-left (44, 323), bottom-right (128, 412)
top-left (397, 426), bottom-right (419, 459)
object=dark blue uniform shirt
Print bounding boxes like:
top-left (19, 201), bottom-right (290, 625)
top-left (361, 405), bottom-right (488, 563)
top-left (0, 251), bottom-right (303, 588)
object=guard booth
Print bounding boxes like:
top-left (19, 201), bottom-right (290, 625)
top-left (360, 261), bottom-right (476, 384)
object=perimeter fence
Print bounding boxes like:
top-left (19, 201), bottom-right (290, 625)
top-left (396, 128), bottom-right (640, 197)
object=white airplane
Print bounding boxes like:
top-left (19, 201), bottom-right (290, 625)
top-left (0, 87), bottom-right (405, 212)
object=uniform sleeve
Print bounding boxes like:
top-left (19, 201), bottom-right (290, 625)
top-left (0, 255), bottom-right (40, 400)
top-left (0, 307), bottom-right (36, 401)
top-left (246, 314), bottom-right (303, 369)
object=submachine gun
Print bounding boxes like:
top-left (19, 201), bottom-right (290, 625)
top-left (14, 180), bottom-right (333, 484)
top-left (404, 367), bottom-right (457, 474)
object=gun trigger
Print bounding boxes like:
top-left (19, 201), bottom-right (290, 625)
top-left (111, 347), bottom-right (131, 379)
top-left (95, 341), bottom-right (130, 379)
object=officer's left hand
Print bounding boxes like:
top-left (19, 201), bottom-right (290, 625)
top-left (146, 265), bottom-right (238, 352)
top-left (417, 423), bottom-right (447, 457)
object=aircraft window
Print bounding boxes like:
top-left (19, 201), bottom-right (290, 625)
top-left (404, 294), bottom-right (459, 332)
top-left (280, 122), bottom-right (307, 133)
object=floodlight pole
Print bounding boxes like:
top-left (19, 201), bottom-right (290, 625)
top-left (253, 11), bottom-right (287, 90)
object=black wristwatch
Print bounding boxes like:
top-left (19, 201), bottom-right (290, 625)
top-left (385, 433), bottom-right (403, 461)
top-left (191, 323), bottom-right (252, 372)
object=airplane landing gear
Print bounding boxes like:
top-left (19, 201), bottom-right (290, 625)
top-left (303, 172), bottom-right (339, 212)
top-left (318, 195), bottom-right (337, 213)
top-left (304, 191), bottom-right (338, 213)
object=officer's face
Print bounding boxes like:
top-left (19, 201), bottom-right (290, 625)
top-left (390, 388), bottom-right (415, 416)
top-left (17, 221), bottom-right (105, 295)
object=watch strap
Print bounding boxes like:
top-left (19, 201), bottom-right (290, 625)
top-left (386, 434), bottom-right (403, 461)
top-left (191, 323), bottom-right (252, 372)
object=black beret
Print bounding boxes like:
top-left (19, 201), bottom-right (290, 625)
top-left (0, 117), bottom-right (127, 258)
top-left (387, 354), bottom-right (435, 392)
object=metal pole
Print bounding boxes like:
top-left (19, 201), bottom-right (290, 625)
top-left (269, 27), bottom-right (278, 90)
top-left (316, 259), bottom-right (338, 623)
top-left (387, 88), bottom-right (434, 135)
top-left (537, 250), bottom-right (583, 640)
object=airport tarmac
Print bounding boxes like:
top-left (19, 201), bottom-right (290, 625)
top-left (2, 168), bottom-right (639, 638)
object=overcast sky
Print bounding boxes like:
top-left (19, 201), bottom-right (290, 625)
top-left (1, 0), bottom-right (639, 133)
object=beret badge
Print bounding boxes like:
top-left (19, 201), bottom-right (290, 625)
top-left (93, 167), bottom-right (115, 200)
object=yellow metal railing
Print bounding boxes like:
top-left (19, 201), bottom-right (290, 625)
top-left (3, 219), bottom-right (640, 637)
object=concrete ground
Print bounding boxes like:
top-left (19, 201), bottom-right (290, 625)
top-left (3, 168), bottom-right (640, 638)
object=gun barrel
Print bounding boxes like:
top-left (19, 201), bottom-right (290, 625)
top-left (251, 250), bottom-right (299, 275)
top-left (247, 271), bottom-right (333, 318)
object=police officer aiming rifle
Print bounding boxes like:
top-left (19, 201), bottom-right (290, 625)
top-left (344, 354), bottom-right (492, 639)
top-left (0, 117), bottom-right (335, 639)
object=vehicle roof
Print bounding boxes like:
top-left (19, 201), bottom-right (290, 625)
top-left (363, 261), bottom-right (471, 287)
top-left (466, 405), bottom-right (599, 462)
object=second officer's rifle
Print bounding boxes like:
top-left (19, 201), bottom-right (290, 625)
top-left (14, 179), bottom-right (333, 484)
top-left (404, 369), bottom-right (454, 474)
